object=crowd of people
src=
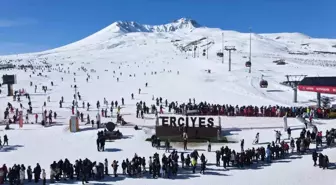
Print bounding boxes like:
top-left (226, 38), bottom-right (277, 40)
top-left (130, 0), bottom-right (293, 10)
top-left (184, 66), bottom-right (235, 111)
top-left (0, 148), bottom-right (210, 184)
top-left (131, 97), bottom-right (335, 120)
top-left (152, 98), bottom-right (333, 118)
top-left (2, 86), bottom-right (60, 128)
top-left (1, 124), bottom-right (334, 185)
top-left (0, 163), bottom-right (46, 185)
top-left (214, 126), bottom-right (333, 170)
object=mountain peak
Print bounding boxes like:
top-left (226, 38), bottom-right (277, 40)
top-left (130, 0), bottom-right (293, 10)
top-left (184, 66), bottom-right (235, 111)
top-left (108, 18), bottom-right (201, 33)
top-left (172, 18), bottom-right (201, 28)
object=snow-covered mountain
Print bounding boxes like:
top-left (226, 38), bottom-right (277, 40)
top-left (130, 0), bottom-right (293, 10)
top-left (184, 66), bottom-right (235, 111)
top-left (1, 17), bottom-right (335, 62)
top-left (107, 18), bottom-right (201, 33)
top-left (0, 17), bottom-right (336, 69)
top-left (0, 17), bottom-right (335, 107)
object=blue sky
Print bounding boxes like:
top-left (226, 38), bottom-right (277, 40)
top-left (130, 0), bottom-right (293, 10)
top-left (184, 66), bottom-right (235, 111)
top-left (0, 0), bottom-right (335, 55)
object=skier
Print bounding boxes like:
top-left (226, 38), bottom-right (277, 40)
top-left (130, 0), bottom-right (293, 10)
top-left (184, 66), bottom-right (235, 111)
top-left (191, 157), bottom-right (197, 173)
top-left (111, 161), bottom-right (118, 177)
top-left (138, 88), bottom-right (141, 94)
top-left (290, 138), bottom-right (295, 153)
top-left (25, 113), bottom-right (29, 124)
top-left (104, 159), bottom-right (108, 175)
top-left (275, 130), bottom-right (281, 144)
top-left (87, 102), bottom-right (90, 111)
top-left (101, 109), bottom-right (104, 117)
top-left (287, 127), bottom-right (291, 139)
top-left (165, 140), bottom-right (170, 152)
top-left (283, 113), bottom-right (288, 131)
top-left (121, 98), bottom-right (124, 106)
top-left (97, 101), bottom-right (100, 109)
top-left (253, 133), bottom-right (259, 144)
top-left (86, 115), bottom-right (90, 125)
top-left (35, 114), bottom-right (38, 124)
top-left (240, 139), bottom-right (244, 152)
top-left (3, 135), bottom-right (8, 146)
top-left (200, 159), bottom-right (207, 174)
top-left (80, 113), bottom-right (84, 122)
top-left (207, 140), bottom-right (211, 152)
top-left (110, 106), bottom-right (113, 117)
top-left (96, 136), bottom-right (100, 151)
top-left (183, 132), bottom-right (188, 150)
top-left (131, 93), bottom-right (134, 100)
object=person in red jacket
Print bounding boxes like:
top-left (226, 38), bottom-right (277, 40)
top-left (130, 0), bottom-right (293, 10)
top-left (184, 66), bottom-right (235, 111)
top-left (35, 114), bottom-right (38, 124)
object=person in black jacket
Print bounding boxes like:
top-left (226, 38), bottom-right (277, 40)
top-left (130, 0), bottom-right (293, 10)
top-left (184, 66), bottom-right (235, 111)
top-left (323, 155), bottom-right (329, 169)
top-left (287, 127), bottom-right (291, 139)
top-left (104, 159), bottom-right (108, 175)
top-left (121, 160), bottom-right (127, 175)
top-left (33, 163), bottom-right (41, 183)
top-left (27, 166), bottom-right (32, 182)
top-left (200, 160), bottom-right (207, 174)
top-left (96, 137), bottom-right (100, 151)
top-left (82, 161), bottom-right (89, 184)
top-left (4, 135), bottom-right (8, 146)
top-left (165, 140), bottom-right (170, 152)
top-left (8, 168), bottom-right (14, 185)
top-left (318, 153), bottom-right (324, 168)
top-left (312, 150), bottom-right (318, 166)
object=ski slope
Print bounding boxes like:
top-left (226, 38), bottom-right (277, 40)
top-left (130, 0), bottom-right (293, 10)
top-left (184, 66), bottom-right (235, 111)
top-left (0, 18), bottom-right (336, 185)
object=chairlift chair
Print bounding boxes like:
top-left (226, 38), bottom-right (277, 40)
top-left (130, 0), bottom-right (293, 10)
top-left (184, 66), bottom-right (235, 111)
top-left (245, 61), bottom-right (252, 67)
top-left (260, 80), bottom-right (268, 88)
top-left (259, 74), bottom-right (268, 88)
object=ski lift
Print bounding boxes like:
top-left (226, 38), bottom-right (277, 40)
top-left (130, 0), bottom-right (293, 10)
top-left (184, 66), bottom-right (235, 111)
top-left (245, 61), bottom-right (252, 67)
top-left (259, 75), bottom-right (268, 88)
top-left (260, 80), bottom-right (268, 88)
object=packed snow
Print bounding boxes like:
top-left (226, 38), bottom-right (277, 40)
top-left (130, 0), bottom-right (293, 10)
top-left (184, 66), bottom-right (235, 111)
top-left (0, 18), bottom-right (336, 185)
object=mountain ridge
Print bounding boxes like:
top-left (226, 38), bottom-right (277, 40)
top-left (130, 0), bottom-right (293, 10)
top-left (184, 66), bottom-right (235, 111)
top-left (105, 17), bottom-right (201, 33)
top-left (1, 18), bottom-right (336, 60)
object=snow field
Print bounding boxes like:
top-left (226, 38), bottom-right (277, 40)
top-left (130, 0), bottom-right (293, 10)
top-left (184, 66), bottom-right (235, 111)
top-left (0, 18), bottom-right (336, 185)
